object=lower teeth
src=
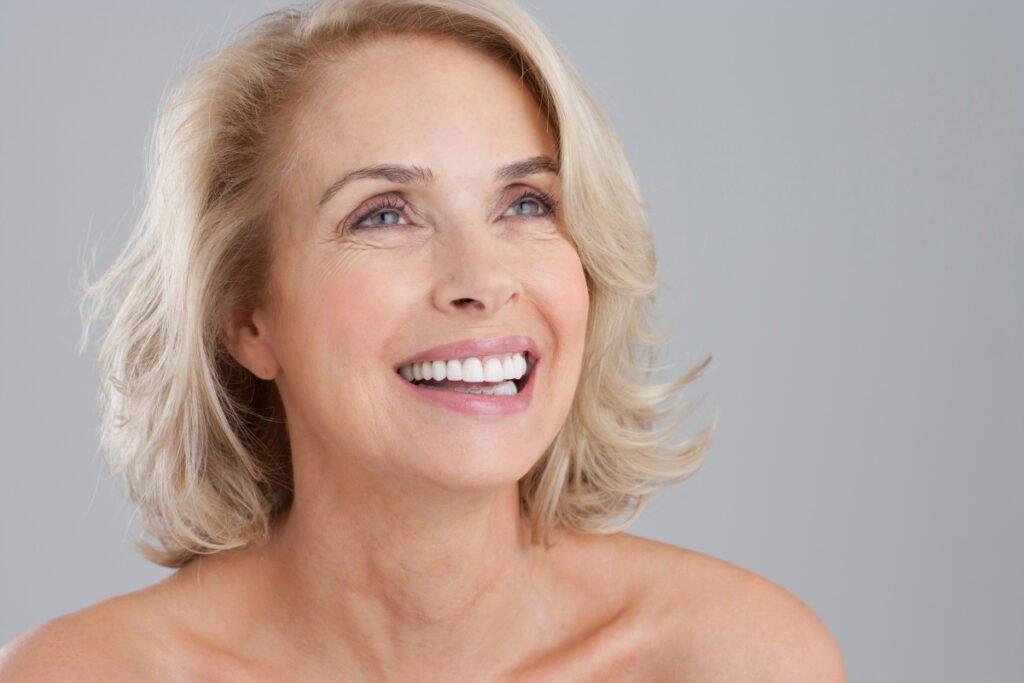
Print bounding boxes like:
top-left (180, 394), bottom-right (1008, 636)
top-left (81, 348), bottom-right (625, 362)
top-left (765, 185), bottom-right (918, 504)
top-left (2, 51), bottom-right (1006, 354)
top-left (421, 380), bottom-right (519, 396)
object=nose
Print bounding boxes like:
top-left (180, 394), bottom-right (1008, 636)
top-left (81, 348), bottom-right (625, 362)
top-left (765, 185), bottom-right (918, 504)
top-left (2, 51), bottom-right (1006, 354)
top-left (431, 225), bottom-right (522, 316)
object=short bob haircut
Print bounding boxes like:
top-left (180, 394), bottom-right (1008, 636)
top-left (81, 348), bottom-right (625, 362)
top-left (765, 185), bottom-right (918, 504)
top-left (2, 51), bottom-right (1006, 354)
top-left (83, 0), bottom-right (716, 567)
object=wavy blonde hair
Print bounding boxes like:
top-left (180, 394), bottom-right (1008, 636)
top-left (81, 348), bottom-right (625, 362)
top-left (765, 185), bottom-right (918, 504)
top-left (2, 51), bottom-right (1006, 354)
top-left (82, 0), bottom-right (716, 567)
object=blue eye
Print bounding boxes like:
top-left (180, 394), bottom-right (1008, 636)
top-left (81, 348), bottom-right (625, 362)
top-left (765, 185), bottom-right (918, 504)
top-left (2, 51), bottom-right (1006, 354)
top-left (365, 209), bottom-right (404, 226)
top-left (504, 191), bottom-right (556, 218)
top-left (348, 196), bottom-right (409, 231)
top-left (508, 198), bottom-right (543, 216)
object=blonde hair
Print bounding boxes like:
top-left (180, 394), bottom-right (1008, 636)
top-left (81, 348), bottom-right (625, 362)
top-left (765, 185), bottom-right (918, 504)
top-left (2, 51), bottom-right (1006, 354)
top-left (82, 0), bottom-right (716, 567)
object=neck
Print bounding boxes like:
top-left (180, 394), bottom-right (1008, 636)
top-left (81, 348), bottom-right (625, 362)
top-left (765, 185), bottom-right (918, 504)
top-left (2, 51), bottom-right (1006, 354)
top-left (257, 454), bottom-right (555, 677)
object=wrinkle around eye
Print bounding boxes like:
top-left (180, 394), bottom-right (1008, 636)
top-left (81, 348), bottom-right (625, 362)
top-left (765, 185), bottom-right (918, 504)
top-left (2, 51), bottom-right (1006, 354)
top-left (330, 221), bottom-right (432, 251)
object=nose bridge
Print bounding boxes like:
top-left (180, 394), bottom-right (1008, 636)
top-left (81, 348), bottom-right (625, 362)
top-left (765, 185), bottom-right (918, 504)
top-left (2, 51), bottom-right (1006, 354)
top-left (432, 220), bottom-right (521, 315)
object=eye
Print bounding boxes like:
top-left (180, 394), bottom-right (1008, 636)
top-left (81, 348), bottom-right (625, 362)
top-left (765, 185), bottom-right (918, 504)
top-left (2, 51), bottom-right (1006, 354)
top-left (503, 190), bottom-right (557, 219)
top-left (345, 195), bottom-right (410, 231)
top-left (364, 209), bottom-right (404, 227)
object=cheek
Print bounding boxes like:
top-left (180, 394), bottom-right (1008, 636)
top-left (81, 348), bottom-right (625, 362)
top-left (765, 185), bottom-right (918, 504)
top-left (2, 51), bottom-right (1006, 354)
top-left (536, 245), bottom-right (590, 346)
top-left (325, 263), bottom-right (399, 322)
top-left (521, 243), bottom-right (590, 410)
top-left (275, 257), bottom-right (416, 447)
top-left (274, 254), bottom-right (409, 391)
top-left (306, 259), bottom-right (414, 363)
top-left (566, 255), bottom-right (590, 335)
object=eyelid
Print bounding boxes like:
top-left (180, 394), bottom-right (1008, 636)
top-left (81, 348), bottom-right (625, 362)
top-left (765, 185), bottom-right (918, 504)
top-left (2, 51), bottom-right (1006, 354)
top-left (501, 186), bottom-right (558, 219)
top-left (343, 192), bottom-right (409, 232)
top-left (342, 186), bottom-right (559, 232)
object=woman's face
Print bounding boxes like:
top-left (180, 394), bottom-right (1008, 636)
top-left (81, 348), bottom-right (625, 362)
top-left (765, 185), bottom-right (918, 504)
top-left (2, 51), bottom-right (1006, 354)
top-left (242, 34), bottom-right (589, 492)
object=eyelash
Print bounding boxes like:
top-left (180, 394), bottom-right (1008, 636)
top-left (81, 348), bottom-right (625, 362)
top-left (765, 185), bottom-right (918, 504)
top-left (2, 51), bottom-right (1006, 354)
top-left (512, 190), bottom-right (559, 218)
top-left (345, 189), bottom-right (558, 232)
top-left (348, 195), bottom-right (410, 231)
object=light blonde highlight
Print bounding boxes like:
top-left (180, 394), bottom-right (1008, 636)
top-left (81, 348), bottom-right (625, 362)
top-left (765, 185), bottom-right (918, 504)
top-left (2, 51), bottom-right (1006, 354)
top-left (81, 0), bottom-right (715, 567)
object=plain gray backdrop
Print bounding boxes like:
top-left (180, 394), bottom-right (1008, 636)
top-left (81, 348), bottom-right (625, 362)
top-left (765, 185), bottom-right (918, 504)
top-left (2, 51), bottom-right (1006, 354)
top-left (2, 1), bottom-right (1021, 680)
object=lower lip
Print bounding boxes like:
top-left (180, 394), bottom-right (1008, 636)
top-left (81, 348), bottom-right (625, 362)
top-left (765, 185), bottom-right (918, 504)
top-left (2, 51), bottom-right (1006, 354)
top-left (395, 364), bottom-right (536, 416)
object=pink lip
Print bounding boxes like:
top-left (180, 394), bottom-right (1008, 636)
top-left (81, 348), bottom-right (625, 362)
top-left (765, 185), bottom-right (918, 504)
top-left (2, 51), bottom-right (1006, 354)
top-left (394, 335), bottom-right (540, 368)
top-left (394, 353), bottom-right (538, 416)
top-left (393, 335), bottom-right (541, 416)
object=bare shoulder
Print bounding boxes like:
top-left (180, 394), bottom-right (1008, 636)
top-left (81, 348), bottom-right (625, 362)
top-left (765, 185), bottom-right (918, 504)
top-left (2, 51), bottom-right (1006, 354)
top-left (0, 601), bottom-right (130, 682)
top-left (0, 587), bottom-right (188, 682)
top-left (605, 533), bottom-right (846, 682)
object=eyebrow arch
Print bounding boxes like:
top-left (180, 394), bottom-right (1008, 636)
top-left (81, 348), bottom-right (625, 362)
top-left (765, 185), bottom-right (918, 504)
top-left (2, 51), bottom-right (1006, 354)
top-left (494, 155), bottom-right (560, 182)
top-left (317, 164), bottom-right (433, 208)
top-left (316, 155), bottom-right (560, 208)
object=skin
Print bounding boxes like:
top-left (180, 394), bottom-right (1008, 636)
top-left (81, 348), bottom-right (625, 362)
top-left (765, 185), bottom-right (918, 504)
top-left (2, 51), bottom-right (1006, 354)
top-left (0, 35), bottom-right (845, 682)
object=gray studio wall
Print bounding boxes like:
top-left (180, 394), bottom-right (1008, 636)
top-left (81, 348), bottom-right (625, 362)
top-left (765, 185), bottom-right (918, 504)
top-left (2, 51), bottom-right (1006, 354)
top-left (1, 1), bottom-right (1021, 680)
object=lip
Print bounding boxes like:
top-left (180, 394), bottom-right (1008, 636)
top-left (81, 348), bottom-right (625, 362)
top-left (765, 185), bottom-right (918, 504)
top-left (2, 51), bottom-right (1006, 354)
top-left (394, 351), bottom-right (537, 416)
top-left (394, 335), bottom-right (540, 368)
top-left (393, 334), bottom-right (540, 417)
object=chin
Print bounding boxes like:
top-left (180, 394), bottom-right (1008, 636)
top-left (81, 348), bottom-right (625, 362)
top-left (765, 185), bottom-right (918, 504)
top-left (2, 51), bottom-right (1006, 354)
top-left (405, 437), bottom-right (544, 494)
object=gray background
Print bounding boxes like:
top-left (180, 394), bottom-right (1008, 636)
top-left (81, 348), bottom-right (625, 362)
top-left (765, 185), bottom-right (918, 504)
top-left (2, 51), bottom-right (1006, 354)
top-left (1, 1), bottom-right (1021, 680)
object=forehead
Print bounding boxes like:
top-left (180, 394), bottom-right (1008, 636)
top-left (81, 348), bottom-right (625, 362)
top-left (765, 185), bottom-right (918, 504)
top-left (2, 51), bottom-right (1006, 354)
top-left (281, 33), bottom-right (556, 199)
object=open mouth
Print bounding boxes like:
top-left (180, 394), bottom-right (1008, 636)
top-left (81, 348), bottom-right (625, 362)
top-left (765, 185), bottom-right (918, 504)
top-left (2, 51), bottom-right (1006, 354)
top-left (396, 351), bottom-right (536, 396)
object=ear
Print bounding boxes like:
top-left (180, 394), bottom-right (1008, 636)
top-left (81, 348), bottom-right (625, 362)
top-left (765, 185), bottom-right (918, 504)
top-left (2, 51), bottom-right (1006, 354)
top-left (220, 302), bottom-right (280, 381)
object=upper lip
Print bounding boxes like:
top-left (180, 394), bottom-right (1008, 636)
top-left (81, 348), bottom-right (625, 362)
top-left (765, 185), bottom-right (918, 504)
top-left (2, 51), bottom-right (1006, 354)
top-left (394, 335), bottom-right (539, 368)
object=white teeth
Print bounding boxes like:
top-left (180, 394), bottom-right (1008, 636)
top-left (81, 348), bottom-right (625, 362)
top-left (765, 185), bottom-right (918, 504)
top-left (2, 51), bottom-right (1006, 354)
top-left (421, 380), bottom-right (518, 396)
top-left (514, 353), bottom-right (526, 378)
top-left (483, 358), bottom-right (504, 382)
top-left (432, 360), bottom-right (447, 382)
top-left (493, 380), bottom-right (517, 396)
top-left (446, 359), bottom-right (462, 381)
top-left (502, 355), bottom-right (515, 378)
top-left (461, 357), bottom-right (484, 382)
top-left (397, 352), bottom-right (530, 385)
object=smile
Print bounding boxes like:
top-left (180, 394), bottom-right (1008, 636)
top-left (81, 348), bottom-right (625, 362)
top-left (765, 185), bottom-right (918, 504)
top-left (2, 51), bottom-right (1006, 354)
top-left (397, 352), bottom-right (533, 396)
top-left (393, 335), bottom-right (540, 414)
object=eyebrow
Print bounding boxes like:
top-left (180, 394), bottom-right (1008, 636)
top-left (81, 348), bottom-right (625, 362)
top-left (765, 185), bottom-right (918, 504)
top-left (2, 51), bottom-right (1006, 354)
top-left (317, 164), bottom-right (433, 208)
top-left (316, 155), bottom-right (560, 208)
top-left (494, 155), bottom-right (560, 182)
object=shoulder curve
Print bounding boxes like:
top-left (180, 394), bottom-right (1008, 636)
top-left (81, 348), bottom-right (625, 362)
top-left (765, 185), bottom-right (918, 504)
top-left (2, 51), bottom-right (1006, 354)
top-left (683, 554), bottom-right (846, 682)
top-left (606, 536), bottom-right (845, 682)
top-left (0, 614), bottom-right (116, 682)
top-left (0, 593), bottom-right (171, 683)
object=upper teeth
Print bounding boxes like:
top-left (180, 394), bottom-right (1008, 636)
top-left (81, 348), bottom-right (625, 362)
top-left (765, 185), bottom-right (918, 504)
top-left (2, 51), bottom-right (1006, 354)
top-left (398, 352), bottom-right (528, 383)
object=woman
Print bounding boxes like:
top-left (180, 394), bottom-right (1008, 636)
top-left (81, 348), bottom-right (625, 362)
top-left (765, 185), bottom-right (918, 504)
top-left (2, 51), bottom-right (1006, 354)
top-left (0, 0), bottom-right (843, 680)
